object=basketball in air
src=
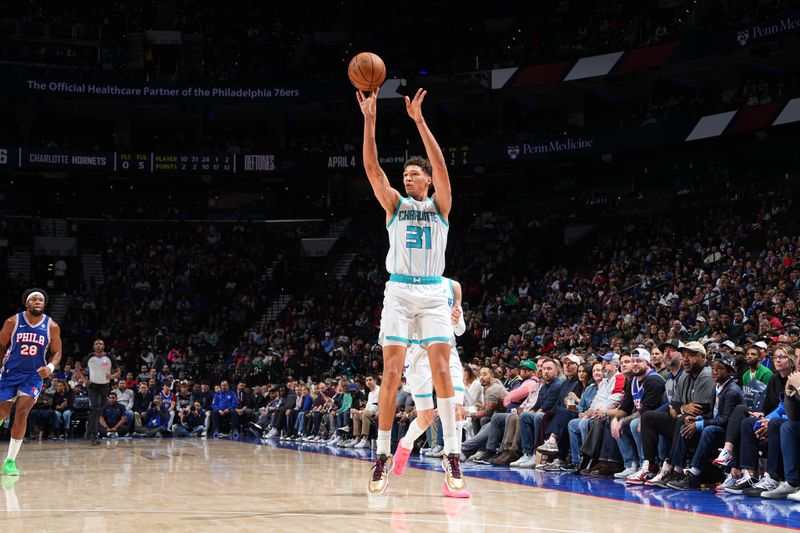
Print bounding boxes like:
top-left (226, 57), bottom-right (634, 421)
top-left (348, 52), bottom-right (386, 92)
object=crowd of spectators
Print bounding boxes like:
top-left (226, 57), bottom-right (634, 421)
top-left (3, 1), bottom-right (800, 83)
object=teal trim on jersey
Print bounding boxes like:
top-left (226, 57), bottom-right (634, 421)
top-left (385, 335), bottom-right (412, 344)
top-left (389, 274), bottom-right (442, 285)
top-left (447, 278), bottom-right (454, 301)
top-left (414, 393), bottom-right (433, 398)
top-left (420, 336), bottom-right (451, 344)
top-left (430, 198), bottom-right (449, 227)
top-left (386, 198), bottom-right (403, 228)
top-left (453, 386), bottom-right (465, 392)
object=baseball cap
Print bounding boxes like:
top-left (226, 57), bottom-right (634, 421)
top-left (788, 325), bottom-right (800, 335)
top-left (562, 354), bottom-right (581, 365)
top-left (679, 341), bottom-right (707, 356)
top-left (770, 317), bottom-right (783, 330)
top-left (695, 316), bottom-right (707, 323)
top-left (519, 360), bottom-right (537, 371)
top-left (711, 352), bottom-right (736, 371)
top-left (658, 339), bottom-right (684, 351)
top-left (722, 340), bottom-right (736, 350)
top-left (753, 341), bottom-right (768, 350)
top-left (601, 352), bottom-right (620, 363)
top-left (631, 348), bottom-right (651, 363)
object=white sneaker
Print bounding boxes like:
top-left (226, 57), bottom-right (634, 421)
top-left (761, 481), bottom-right (800, 499)
top-left (712, 448), bottom-right (734, 468)
top-left (265, 428), bottom-right (279, 439)
top-left (614, 465), bottom-right (639, 479)
top-left (327, 436), bottom-right (341, 446)
top-left (715, 472), bottom-right (740, 491)
top-left (788, 488), bottom-right (800, 502)
top-left (354, 439), bottom-right (369, 448)
top-left (516, 455), bottom-right (538, 468)
top-left (537, 440), bottom-right (558, 454)
top-left (425, 446), bottom-right (443, 457)
top-left (752, 473), bottom-right (780, 492)
top-left (509, 454), bottom-right (531, 467)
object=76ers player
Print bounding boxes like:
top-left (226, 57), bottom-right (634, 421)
top-left (0, 289), bottom-right (63, 476)
top-left (357, 87), bottom-right (465, 497)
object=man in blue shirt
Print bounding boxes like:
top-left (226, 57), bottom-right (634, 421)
top-left (211, 380), bottom-right (239, 438)
top-left (517, 358), bottom-right (563, 464)
top-left (99, 392), bottom-right (129, 437)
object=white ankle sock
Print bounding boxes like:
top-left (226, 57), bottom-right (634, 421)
top-left (400, 418), bottom-right (426, 450)
top-left (437, 397), bottom-right (459, 455)
top-left (6, 438), bottom-right (22, 461)
top-left (376, 429), bottom-right (391, 455)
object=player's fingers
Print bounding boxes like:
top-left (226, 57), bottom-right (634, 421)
top-left (415, 88), bottom-right (423, 100)
top-left (356, 91), bottom-right (363, 103)
top-left (374, 86), bottom-right (380, 98)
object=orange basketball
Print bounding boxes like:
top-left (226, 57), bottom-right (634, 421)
top-left (348, 52), bottom-right (386, 92)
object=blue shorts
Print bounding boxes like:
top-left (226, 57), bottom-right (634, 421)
top-left (0, 369), bottom-right (43, 402)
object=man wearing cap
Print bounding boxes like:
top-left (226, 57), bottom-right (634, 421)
top-left (658, 339), bottom-right (682, 382)
top-left (492, 361), bottom-right (543, 463)
top-left (627, 341), bottom-right (714, 485)
top-left (536, 355), bottom-right (584, 465)
top-left (667, 353), bottom-right (743, 490)
top-left (608, 349), bottom-right (666, 479)
top-left (503, 362), bottom-right (521, 391)
top-left (513, 358), bottom-right (564, 467)
top-left (322, 332), bottom-right (336, 354)
top-left (689, 316), bottom-right (710, 342)
top-left (720, 340), bottom-right (737, 355)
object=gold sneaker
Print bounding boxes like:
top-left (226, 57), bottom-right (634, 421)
top-left (442, 454), bottom-right (471, 498)
top-left (368, 454), bottom-right (392, 495)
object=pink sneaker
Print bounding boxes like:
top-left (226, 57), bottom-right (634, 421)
top-left (442, 481), bottom-right (472, 499)
top-left (392, 443), bottom-right (413, 476)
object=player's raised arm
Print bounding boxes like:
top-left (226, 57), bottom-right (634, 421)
top-left (405, 88), bottom-right (451, 219)
top-left (357, 88), bottom-right (400, 219)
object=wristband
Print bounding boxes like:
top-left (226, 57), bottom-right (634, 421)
top-left (47, 363), bottom-right (55, 373)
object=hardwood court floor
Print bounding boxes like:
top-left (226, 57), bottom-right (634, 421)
top-left (1, 438), bottom-right (797, 532)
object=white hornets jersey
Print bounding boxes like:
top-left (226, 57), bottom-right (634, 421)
top-left (386, 196), bottom-right (449, 276)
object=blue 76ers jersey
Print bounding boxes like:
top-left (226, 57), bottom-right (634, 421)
top-left (4, 312), bottom-right (51, 374)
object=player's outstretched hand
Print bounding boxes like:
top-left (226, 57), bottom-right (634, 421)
top-left (37, 365), bottom-right (52, 378)
top-left (356, 87), bottom-right (379, 118)
top-left (405, 88), bottom-right (427, 123)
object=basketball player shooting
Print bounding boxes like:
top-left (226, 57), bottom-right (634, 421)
top-left (357, 87), bottom-right (466, 497)
top-left (0, 289), bottom-right (63, 477)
